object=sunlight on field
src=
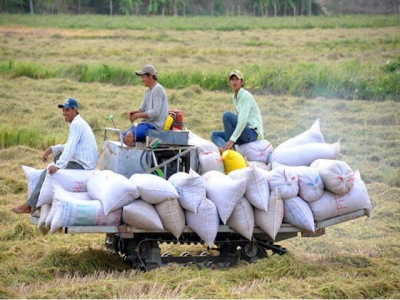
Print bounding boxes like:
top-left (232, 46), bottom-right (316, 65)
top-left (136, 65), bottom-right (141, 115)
top-left (0, 15), bottom-right (399, 299)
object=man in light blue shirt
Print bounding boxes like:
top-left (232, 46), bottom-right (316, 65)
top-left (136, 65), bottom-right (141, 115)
top-left (211, 70), bottom-right (264, 152)
top-left (11, 98), bottom-right (98, 214)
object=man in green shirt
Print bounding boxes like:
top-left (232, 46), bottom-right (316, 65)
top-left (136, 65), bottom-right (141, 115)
top-left (211, 70), bottom-right (264, 152)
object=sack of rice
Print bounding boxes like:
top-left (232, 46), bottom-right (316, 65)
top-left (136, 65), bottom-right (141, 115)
top-left (283, 196), bottom-right (315, 233)
top-left (227, 196), bottom-right (254, 240)
top-left (50, 182), bottom-right (122, 234)
top-left (221, 149), bottom-right (247, 174)
top-left (130, 173), bottom-right (179, 204)
top-left (254, 188), bottom-right (284, 241)
top-left (168, 169), bottom-right (206, 213)
top-left (203, 170), bottom-right (246, 224)
top-left (229, 165), bottom-right (269, 211)
top-left (88, 170), bottom-right (140, 215)
top-left (267, 167), bottom-right (299, 200)
top-left (37, 204), bottom-right (51, 236)
top-left (271, 141), bottom-right (340, 167)
top-left (123, 199), bottom-right (163, 231)
top-left (309, 170), bottom-right (372, 221)
top-left (185, 198), bottom-right (219, 248)
top-left (292, 166), bottom-right (324, 203)
top-left (188, 130), bottom-right (219, 153)
top-left (155, 198), bottom-right (185, 239)
top-left (37, 168), bottom-right (99, 207)
top-left (198, 150), bottom-right (225, 175)
top-left (188, 131), bottom-right (220, 174)
top-left (21, 165), bottom-right (45, 198)
top-left (275, 119), bottom-right (325, 150)
top-left (247, 160), bottom-right (271, 172)
top-left (235, 139), bottom-right (273, 164)
top-left (310, 159), bottom-right (355, 195)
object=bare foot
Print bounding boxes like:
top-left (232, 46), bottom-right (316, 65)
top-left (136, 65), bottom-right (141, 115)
top-left (11, 204), bottom-right (31, 214)
top-left (123, 131), bottom-right (134, 147)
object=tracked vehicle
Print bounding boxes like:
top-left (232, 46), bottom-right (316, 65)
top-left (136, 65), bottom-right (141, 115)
top-left (30, 126), bottom-right (369, 271)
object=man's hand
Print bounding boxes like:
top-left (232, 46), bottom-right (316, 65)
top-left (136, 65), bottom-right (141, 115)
top-left (48, 165), bottom-right (59, 175)
top-left (42, 147), bottom-right (52, 163)
top-left (220, 140), bottom-right (234, 153)
top-left (129, 113), bottom-right (138, 123)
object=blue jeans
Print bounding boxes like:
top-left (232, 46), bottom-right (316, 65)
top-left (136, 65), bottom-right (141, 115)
top-left (123, 123), bottom-right (155, 142)
top-left (210, 111), bottom-right (258, 148)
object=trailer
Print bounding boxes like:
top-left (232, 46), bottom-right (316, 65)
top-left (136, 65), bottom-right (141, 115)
top-left (30, 128), bottom-right (369, 271)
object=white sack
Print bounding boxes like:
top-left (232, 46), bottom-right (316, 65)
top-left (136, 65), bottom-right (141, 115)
top-left (254, 188), bottom-right (284, 241)
top-left (292, 166), bottom-right (324, 203)
top-left (267, 167), bottom-right (299, 200)
top-left (155, 198), bottom-right (185, 239)
top-left (185, 198), bottom-right (219, 248)
top-left (271, 141), bottom-right (340, 167)
top-left (123, 199), bottom-right (163, 231)
top-left (88, 170), bottom-right (140, 215)
top-left (45, 191), bottom-right (91, 229)
top-left (37, 204), bottom-right (51, 236)
top-left (283, 196), bottom-right (315, 232)
top-left (37, 168), bottom-right (99, 207)
top-left (50, 182), bottom-right (122, 234)
top-left (310, 159), bottom-right (355, 195)
top-left (229, 165), bottom-right (269, 211)
top-left (168, 169), bottom-right (206, 213)
top-left (45, 204), bottom-right (54, 230)
top-left (198, 150), bottom-right (225, 175)
top-left (202, 170), bottom-right (246, 224)
top-left (188, 131), bottom-right (220, 174)
top-left (235, 139), bottom-right (273, 164)
top-left (247, 161), bottom-right (271, 172)
top-left (130, 173), bottom-right (179, 204)
top-left (188, 130), bottom-right (219, 153)
top-left (309, 170), bottom-right (372, 221)
top-left (64, 191), bottom-right (92, 200)
top-left (21, 165), bottom-right (44, 198)
top-left (275, 119), bottom-right (325, 150)
top-left (227, 196), bottom-right (254, 240)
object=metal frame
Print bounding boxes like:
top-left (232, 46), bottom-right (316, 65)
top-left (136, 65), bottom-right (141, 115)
top-left (29, 209), bottom-right (367, 239)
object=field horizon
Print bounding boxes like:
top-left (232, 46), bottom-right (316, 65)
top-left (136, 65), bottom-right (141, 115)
top-left (0, 14), bottom-right (399, 299)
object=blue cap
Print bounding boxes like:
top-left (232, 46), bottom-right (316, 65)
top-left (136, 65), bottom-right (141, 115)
top-left (58, 98), bottom-right (79, 109)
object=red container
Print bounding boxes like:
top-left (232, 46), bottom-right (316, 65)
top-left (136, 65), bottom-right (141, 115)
top-left (169, 109), bottom-right (184, 130)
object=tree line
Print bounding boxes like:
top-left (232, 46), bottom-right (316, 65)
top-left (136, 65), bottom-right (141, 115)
top-left (0, 0), bottom-right (323, 16)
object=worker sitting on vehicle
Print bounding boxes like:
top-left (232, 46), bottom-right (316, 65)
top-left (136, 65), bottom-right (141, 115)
top-left (210, 70), bottom-right (264, 153)
top-left (123, 64), bottom-right (169, 147)
top-left (11, 97), bottom-right (99, 214)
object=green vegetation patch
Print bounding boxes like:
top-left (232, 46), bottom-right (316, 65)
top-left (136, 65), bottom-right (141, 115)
top-left (1, 59), bottom-right (399, 101)
top-left (1, 14), bottom-right (399, 31)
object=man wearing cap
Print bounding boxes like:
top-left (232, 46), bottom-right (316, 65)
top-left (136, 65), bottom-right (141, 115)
top-left (11, 98), bottom-right (98, 214)
top-left (122, 64), bottom-right (169, 147)
top-left (211, 70), bottom-right (264, 152)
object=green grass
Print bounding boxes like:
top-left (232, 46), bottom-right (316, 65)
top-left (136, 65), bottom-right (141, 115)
top-left (1, 59), bottom-right (399, 101)
top-left (1, 14), bottom-right (399, 30)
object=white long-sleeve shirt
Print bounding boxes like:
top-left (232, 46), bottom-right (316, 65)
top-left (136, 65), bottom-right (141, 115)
top-left (51, 115), bottom-right (98, 170)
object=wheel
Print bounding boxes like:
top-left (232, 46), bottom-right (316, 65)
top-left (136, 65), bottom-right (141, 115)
top-left (105, 233), bottom-right (120, 255)
top-left (200, 251), bottom-right (211, 256)
top-left (145, 262), bottom-right (160, 271)
top-left (204, 260), bottom-right (220, 270)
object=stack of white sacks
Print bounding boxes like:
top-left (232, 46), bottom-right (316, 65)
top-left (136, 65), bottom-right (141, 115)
top-left (22, 119), bottom-right (372, 247)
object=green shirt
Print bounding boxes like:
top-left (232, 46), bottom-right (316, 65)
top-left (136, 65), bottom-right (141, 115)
top-left (230, 88), bottom-right (264, 143)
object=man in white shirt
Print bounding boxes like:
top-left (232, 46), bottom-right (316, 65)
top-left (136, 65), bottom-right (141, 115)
top-left (11, 98), bottom-right (99, 214)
